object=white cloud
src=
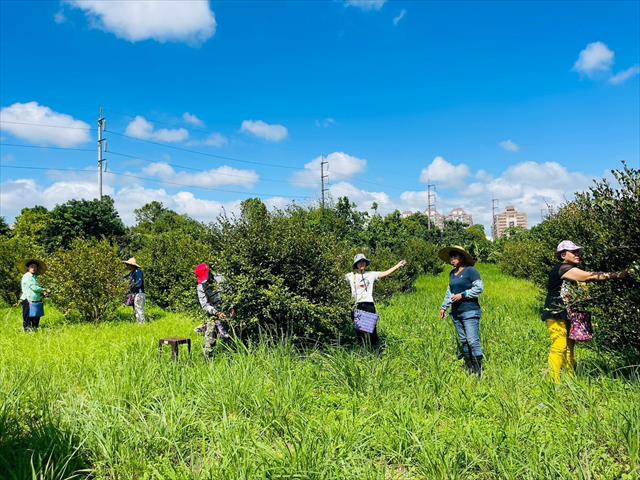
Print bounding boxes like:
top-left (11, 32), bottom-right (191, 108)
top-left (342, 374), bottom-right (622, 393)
top-left (203, 132), bottom-right (228, 147)
top-left (0, 101), bottom-right (90, 147)
top-left (419, 156), bottom-right (470, 188)
top-left (125, 116), bottom-right (189, 142)
top-left (499, 139), bottom-right (520, 152)
top-left (291, 151), bottom-right (367, 188)
top-left (330, 181), bottom-right (390, 208)
top-left (609, 65), bottom-right (640, 85)
top-left (315, 118), bottom-right (336, 128)
top-left (54, 11), bottom-right (67, 24)
top-left (573, 41), bottom-right (614, 77)
top-left (182, 112), bottom-right (204, 126)
top-left (240, 120), bottom-right (288, 142)
top-left (141, 162), bottom-right (259, 188)
top-left (393, 9), bottom-right (406, 26)
top-left (345, 0), bottom-right (387, 11)
top-left (64, 0), bottom-right (216, 45)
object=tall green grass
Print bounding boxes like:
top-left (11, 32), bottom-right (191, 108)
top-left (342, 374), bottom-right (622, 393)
top-left (1, 265), bottom-right (638, 479)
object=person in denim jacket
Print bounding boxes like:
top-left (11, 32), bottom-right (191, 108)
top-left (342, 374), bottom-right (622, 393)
top-left (439, 246), bottom-right (484, 377)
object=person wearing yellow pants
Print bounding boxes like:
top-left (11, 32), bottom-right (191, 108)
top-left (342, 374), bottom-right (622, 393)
top-left (542, 240), bottom-right (628, 383)
top-left (546, 319), bottom-right (576, 382)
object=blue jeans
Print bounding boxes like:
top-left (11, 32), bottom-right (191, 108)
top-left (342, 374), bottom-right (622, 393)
top-left (451, 310), bottom-right (483, 357)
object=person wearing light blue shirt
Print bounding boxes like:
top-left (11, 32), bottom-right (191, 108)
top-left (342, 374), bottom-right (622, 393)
top-left (439, 246), bottom-right (484, 377)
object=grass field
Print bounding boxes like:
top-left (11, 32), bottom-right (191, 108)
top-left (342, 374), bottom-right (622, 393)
top-left (1, 265), bottom-right (638, 479)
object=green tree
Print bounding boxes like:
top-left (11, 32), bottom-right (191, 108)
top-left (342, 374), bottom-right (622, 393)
top-left (0, 216), bottom-right (10, 237)
top-left (46, 238), bottom-right (127, 322)
top-left (12, 206), bottom-right (50, 246)
top-left (42, 197), bottom-right (126, 252)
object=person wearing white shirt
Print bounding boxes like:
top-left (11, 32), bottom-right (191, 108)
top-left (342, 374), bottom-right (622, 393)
top-left (345, 253), bottom-right (407, 346)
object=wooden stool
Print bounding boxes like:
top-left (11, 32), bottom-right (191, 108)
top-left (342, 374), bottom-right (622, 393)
top-left (159, 337), bottom-right (191, 361)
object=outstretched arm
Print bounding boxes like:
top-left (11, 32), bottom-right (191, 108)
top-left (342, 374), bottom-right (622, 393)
top-left (562, 268), bottom-right (627, 283)
top-left (378, 260), bottom-right (407, 279)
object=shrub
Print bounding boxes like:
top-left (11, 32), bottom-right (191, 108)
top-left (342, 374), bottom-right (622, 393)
top-left (132, 232), bottom-right (213, 311)
top-left (46, 239), bottom-right (127, 322)
top-left (214, 200), bottom-right (353, 342)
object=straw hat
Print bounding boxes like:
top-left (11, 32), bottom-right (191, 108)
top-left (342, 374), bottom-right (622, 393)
top-left (22, 258), bottom-right (46, 274)
top-left (123, 257), bottom-right (142, 269)
top-left (438, 245), bottom-right (476, 266)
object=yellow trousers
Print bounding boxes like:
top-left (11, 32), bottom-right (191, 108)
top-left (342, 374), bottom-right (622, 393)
top-left (546, 319), bottom-right (576, 383)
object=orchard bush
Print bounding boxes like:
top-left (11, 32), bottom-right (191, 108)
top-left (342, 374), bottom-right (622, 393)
top-left (47, 239), bottom-right (127, 322)
top-left (132, 232), bottom-right (212, 311)
top-left (214, 199), bottom-right (353, 342)
top-left (497, 164), bottom-right (640, 356)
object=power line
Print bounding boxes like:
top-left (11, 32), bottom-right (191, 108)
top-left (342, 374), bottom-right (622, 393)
top-left (106, 129), bottom-right (305, 171)
top-left (0, 120), bottom-right (94, 131)
top-left (0, 165), bottom-right (313, 199)
top-left (0, 142), bottom-right (94, 153)
top-left (0, 142), bottom-right (316, 187)
top-left (0, 123), bottom-right (419, 192)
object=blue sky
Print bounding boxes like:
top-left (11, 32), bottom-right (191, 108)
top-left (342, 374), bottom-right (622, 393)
top-left (1, 0), bottom-right (639, 232)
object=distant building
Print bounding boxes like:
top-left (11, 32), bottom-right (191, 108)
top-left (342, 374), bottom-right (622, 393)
top-left (446, 208), bottom-right (473, 226)
top-left (425, 209), bottom-right (445, 229)
top-left (400, 210), bottom-right (415, 219)
top-left (495, 205), bottom-right (528, 238)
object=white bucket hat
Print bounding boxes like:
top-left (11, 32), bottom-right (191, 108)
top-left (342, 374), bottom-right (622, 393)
top-left (353, 253), bottom-right (371, 269)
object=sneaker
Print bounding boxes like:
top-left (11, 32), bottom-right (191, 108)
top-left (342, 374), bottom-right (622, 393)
top-left (194, 324), bottom-right (206, 334)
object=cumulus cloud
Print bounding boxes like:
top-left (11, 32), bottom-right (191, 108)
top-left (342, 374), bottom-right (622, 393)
top-left (125, 116), bottom-right (189, 142)
top-left (499, 139), bottom-right (520, 152)
top-left (573, 41), bottom-right (614, 78)
top-left (330, 181), bottom-right (390, 208)
top-left (345, 0), bottom-right (387, 11)
top-left (393, 9), bottom-right (406, 26)
top-left (182, 112), bottom-right (204, 126)
top-left (240, 120), bottom-right (288, 142)
top-left (203, 132), bottom-right (228, 147)
top-left (64, 0), bottom-right (216, 45)
top-left (141, 162), bottom-right (259, 188)
top-left (291, 151), bottom-right (367, 188)
top-left (419, 156), bottom-right (470, 188)
top-left (0, 101), bottom-right (90, 147)
top-left (609, 65), bottom-right (640, 85)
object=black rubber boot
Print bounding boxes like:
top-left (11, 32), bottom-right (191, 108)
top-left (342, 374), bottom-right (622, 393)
top-left (462, 352), bottom-right (474, 373)
top-left (472, 355), bottom-right (483, 377)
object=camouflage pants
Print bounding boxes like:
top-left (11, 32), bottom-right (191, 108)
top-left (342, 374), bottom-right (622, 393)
top-left (203, 319), bottom-right (230, 358)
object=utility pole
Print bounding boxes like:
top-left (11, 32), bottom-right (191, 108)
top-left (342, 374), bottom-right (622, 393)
top-left (491, 198), bottom-right (499, 240)
top-left (320, 156), bottom-right (329, 210)
top-left (97, 107), bottom-right (106, 200)
top-left (426, 183), bottom-right (436, 230)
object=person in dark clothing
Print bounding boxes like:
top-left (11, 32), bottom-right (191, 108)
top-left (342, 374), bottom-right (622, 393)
top-left (123, 257), bottom-right (145, 324)
top-left (542, 240), bottom-right (627, 382)
top-left (439, 246), bottom-right (484, 377)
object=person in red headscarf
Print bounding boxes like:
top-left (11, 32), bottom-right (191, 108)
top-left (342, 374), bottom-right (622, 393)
top-left (194, 263), bottom-right (232, 358)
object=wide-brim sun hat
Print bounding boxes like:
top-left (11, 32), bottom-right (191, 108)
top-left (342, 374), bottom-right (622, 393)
top-left (438, 245), bottom-right (476, 266)
top-left (353, 253), bottom-right (371, 269)
top-left (22, 258), bottom-right (46, 274)
top-left (194, 263), bottom-right (210, 284)
top-left (123, 257), bottom-right (142, 269)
